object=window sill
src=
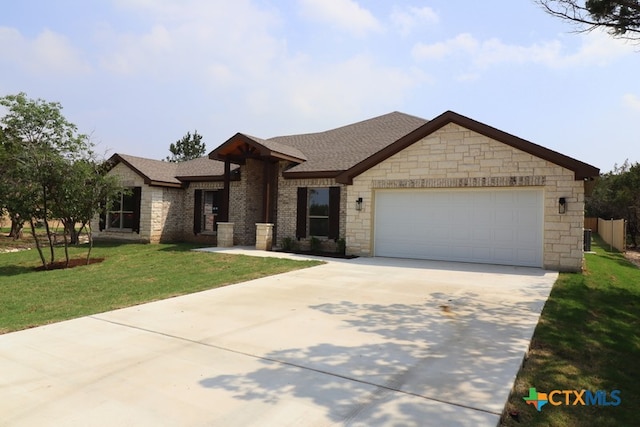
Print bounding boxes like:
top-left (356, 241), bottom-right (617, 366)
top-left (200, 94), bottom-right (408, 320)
top-left (104, 228), bottom-right (134, 233)
top-left (198, 231), bottom-right (217, 236)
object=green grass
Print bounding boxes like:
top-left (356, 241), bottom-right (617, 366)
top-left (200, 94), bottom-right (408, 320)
top-left (0, 241), bottom-right (321, 333)
top-left (502, 236), bottom-right (640, 426)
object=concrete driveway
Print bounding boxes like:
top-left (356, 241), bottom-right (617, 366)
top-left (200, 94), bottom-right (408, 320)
top-left (0, 250), bottom-right (557, 426)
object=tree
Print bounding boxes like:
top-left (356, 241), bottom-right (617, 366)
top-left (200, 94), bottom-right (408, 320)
top-left (538, 1), bottom-right (640, 39)
top-left (586, 160), bottom-right (640, 246)
top-left (0, 93), bottom-right (121, 268)
top-left (165, 131), bottom-right (206, 162)
top-left (49, 157), bottom-right (121, 264)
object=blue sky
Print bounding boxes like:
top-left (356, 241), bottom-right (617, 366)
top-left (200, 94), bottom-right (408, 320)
top-left (1, 0), bottom-right (638, 172)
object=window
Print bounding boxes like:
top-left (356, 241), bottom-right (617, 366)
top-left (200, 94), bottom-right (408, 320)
top-left (296, 186), bottom-right (340, 240)
top-left (101, 187), bottom-right (141, 232)
top-left (194, 189), bottom-right (222, 234)
top-left (308, 188), bottom-right (329, 236)
top-left (202, 190), bottom-right (221, 232)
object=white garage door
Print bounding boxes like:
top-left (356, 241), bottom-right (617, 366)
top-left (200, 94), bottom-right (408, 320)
top-left (374, 189), bottom-right (543, 267)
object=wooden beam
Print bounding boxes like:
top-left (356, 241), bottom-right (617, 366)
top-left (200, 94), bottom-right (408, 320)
top-left (262, 160), bottom-right (271, 223)
top-left (222, 159), bottom-right (231, 222)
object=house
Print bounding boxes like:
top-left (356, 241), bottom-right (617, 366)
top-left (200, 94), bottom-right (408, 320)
top-left (94, 110), bottom-right (599, 272)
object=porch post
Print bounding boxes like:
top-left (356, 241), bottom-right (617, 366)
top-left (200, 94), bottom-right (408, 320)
top-left (222, 159), bottom-right (230, 222)
top-left (262, 159), bottom-right (271, 223)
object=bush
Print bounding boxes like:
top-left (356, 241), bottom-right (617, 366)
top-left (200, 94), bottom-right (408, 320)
top-left (336, 238), bottom-right (346, 255)
top-left (309, 236), bottom-right (322, 253)
top-left (281, 236), bottom-right (297, 252)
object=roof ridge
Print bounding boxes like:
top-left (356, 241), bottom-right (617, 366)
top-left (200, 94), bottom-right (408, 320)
top-left (268, 111), bottom-right (425, 140)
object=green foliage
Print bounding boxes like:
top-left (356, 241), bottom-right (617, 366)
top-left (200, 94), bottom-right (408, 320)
top-left (281, 236), bottom-right (297, 252)
top-left (586, 160), bottom-right (640, 246)
top-left (539, 1), bottom-right (640, 39)
top-left (0, 92), bottom-right (121, 267)
top-left (309, 236), bottom-right (322, 253)
top-left (336, 237), bottom-right (346, 255)
top-left (165, 130), bottom-right (206, 162)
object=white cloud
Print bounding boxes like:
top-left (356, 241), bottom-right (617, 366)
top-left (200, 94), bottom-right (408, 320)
top-left (412, 29), bottom-right (635, 71)
top-left (99, 1), bottom-right (285, 79)
top-left (391, 6), bottom-right (439, 37)
top-left (623, 94), bottom-right (640, 112)
top-left (412, 33), bottom-right (478, 60)
top-left (298, 0), bottom-right (382, 37)
top-left (0, 27), bottom-right (91, 75)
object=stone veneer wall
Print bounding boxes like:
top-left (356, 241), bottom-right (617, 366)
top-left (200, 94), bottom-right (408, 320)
top-left (182, 181), bottom-right (225, 244)
top-left (91, 162), bottom-right (151, 243)
top-left (276, 172), bottom-right (347, 252)
top-left (346, 123), bottom-right (585, 272)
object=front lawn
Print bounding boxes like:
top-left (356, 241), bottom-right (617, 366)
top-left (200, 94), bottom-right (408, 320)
top-left (0, 242), bottom-right (321, 333)
top-left (502, 236), bottom-right (640, 426)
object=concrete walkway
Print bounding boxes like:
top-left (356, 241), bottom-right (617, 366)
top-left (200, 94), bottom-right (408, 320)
top-left (0, 249), bottom-right (557, 426)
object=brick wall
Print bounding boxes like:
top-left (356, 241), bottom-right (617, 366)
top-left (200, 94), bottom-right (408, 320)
top-left (346, 123), bottom-right (585, 271)
top-left (183, 181), bottom-right (225, 244)
top-left (276, 173), bottom-right (347, 252)
top-left (91, 163), bottom-right (151, 243)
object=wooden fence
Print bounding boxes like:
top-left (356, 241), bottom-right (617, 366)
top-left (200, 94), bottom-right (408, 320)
top-left (597, 218), bottom-right (627, 252)
top-left (584, 217), bottom-right (598, 233)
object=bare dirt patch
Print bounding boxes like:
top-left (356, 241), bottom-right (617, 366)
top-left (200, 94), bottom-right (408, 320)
top-left (34, 258), bottom-right (105, 271)
top-left (624, 250), bottom-right (640, 269)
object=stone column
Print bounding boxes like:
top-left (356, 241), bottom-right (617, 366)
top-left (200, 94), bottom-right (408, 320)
top-left (255, 223), bottom-right (274, 251)
top-left (217, 222), bottom-right (234, 247)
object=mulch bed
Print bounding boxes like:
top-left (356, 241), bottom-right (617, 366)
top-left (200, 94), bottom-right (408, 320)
top-left (34, 258), bottom-right (105, 271)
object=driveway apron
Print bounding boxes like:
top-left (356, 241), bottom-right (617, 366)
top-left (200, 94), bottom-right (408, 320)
top-left (0, 253), bottom-right (557, 426)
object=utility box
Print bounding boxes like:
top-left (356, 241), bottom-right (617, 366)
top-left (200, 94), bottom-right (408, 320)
top-left (584, 229), bottom-right (592, 252)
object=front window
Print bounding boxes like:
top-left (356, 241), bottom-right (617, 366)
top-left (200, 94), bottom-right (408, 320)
top-left (202, 190), bottom-right (221, 232)
top-left (108, 190), bottom-right (135, 229)
top-left (309, 188), bottom-right (329, 236)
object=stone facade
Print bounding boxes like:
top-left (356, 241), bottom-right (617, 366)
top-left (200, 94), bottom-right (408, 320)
top-left (91, 163), bottom-right (150, 243)
top-left (96, 119), bottom-right (588, 272)
top-left (183, 181), bottom-right (225, 245)
top-left (275, 174), bottom-right (347, 252)
top-left (345, 123), bottom-right (585, 271)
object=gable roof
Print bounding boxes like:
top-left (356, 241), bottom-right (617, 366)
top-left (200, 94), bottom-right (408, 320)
top-left (273, 112), bottom-right (428, 177)
top-left (208, 133), bottom-right (307, 163)
top-left (111, 110), bottom-right (599, 187)
top-left (108, 154), bottom-right (234, 187)
top-left (335, 110), bottom-right (600, 184)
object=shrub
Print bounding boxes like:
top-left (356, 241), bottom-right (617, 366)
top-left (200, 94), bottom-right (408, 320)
top-left (281, 236), bottom-right (296, 252)
top-left (309, 236), bottom-right (322, 253)
top-left (336, 238), bottom-right (346, 255)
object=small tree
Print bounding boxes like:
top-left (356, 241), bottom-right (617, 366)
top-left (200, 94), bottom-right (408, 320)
top-left (538, 0), bottom-right (640, 39)
top-left (0, 92), bottom-right (109, 268)
top-left (165, 131), bottom-right (206, 162)
top-left (49, 157), bottom-right (121, 265)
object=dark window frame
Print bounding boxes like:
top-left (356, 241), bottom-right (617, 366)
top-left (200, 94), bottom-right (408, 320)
top-left (296, 186), bottom-right (340, 240)
top-left (103, 187), bottom-right (141, 233)
top-left (193, 189), bottom-right (222, 235)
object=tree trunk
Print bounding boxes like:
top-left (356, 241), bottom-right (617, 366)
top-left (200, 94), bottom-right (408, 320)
top-left (63, 229), bottom-right (70, 268)
top-left (86, 222), bottom-right (93, 265)
top-left (42, 185), bottom-right (55, 265)
top-left (64, 220), bottom-right (80, 245)
top-left (9, 217), bottom-right (23, 240)
top-left (29, 218), bottom-right (47, 268)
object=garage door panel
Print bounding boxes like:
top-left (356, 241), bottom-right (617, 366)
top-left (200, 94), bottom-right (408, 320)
top-left (374, 189), bottom-right (543, 267)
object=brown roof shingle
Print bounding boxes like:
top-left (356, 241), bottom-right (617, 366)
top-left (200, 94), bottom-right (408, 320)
top-left (271, 112), bottom-right (428, 174)
top-left (109, 154), bottom-right (234, 186)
